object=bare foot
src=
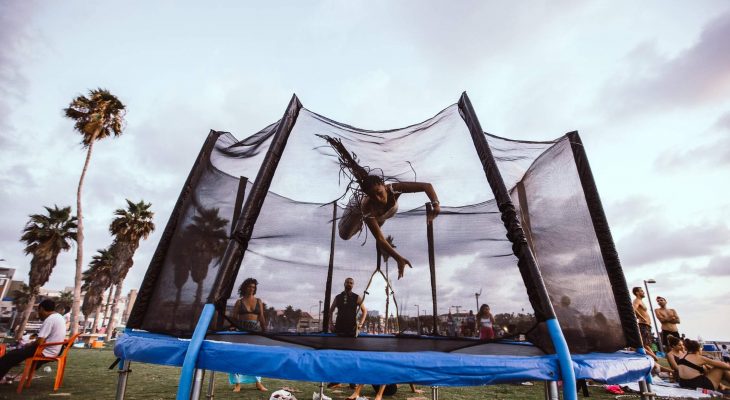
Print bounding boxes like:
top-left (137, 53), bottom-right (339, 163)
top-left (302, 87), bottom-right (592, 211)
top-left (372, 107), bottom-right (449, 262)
top-left (256, 382), bottom-right (268, 392)
top-left (233, 384), bottom-right (241, 392)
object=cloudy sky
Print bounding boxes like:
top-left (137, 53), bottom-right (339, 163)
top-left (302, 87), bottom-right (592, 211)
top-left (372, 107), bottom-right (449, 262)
top-left (1, 1), bottom-right (728, 340)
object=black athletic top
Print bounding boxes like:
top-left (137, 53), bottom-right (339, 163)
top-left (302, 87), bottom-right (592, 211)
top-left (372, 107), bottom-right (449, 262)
top-left (334, 291), bottom-right (360, 336)
top-left (675, 354), bottom-right (705, 374)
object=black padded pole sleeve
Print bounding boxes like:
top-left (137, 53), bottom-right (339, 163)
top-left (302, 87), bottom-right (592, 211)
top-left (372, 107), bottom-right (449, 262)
top-left (209, 94), bottom-right (303, 306)
top-left (426, 202), bottom-right (438, 335)
top-left (322, 201), bottom-right (337, 333)
top-left (127, 130), bottom-right (222, 328)
top-left (567, 131), bottom-right (642, 349)
top-left (458, 92), bottom-right (555, 321)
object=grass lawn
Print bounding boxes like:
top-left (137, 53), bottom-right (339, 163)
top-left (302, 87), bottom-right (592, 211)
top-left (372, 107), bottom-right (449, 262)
top-left (0, 345), bottom-right (625, 400)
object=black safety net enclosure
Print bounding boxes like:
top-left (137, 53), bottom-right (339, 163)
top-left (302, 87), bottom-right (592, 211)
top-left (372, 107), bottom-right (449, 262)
top-left (127, 93), bottom-right (641, 355)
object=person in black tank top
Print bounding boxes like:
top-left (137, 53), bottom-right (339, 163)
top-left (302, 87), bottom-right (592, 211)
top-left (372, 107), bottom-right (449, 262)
top-left (329, 277), bottom-right (366, 337)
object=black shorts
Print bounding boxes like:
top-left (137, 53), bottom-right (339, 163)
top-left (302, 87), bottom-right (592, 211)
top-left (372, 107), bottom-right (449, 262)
top-left (660, 330), bottom-right (680, 347)
top-left (638, 323), bottom-right (653, 347)
top-left (678, 375), bottom-right (714, 391)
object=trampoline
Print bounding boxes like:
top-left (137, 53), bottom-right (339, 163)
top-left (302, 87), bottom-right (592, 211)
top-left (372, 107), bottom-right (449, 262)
top-left (115, 93), bottom-right (654, 400)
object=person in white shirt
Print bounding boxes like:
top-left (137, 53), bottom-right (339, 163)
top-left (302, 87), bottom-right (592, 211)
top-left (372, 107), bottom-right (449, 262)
top-left (0, 299), bottom-right (67, 382)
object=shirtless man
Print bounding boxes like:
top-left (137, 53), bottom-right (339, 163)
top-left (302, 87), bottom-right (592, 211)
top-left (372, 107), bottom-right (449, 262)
top-left (632, 287), bottom-right (658, 360)
top-left (655, 296), bottom-right (681, 349)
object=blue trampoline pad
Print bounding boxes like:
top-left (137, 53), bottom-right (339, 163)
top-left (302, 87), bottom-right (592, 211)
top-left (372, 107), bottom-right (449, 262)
top-left (115, 331), bottom-right (652, 386)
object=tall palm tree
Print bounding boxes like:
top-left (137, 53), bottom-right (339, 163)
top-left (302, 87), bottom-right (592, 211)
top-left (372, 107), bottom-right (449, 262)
top-left (64, 88), bottom-right (126, 336)
top-left (106, 199), bottom-right (154, 339)
top-left (81, 248), bottom-right (113, 333)
top-left (17, 205), bottom-right (77, 339)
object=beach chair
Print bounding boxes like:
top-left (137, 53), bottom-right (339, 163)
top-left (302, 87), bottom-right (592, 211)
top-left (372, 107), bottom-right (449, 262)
top-left (17, 333), bottom-right (80, 394)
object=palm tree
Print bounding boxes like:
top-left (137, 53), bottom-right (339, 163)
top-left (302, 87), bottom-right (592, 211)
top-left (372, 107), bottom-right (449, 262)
top-left (56, 290), bottom-right (74, 314)
top-left (81, 248), bottom-right (113, 333)
top-left (186, 207), bottom-right (228, 315)
top-left (170, 206), bottom-right (228, 330)
top-left (64, 88), bottom-right (126, 336)
top-left (11, 283), bottom-right (33, 333)
top-left (17, 205), bottom-right (77, 339)
top-left (106, 199), bottom-right (154, 339)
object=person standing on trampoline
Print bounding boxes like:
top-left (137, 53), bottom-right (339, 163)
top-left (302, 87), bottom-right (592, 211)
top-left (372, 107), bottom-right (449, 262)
top-left (319, 135), bottom-right (441, 279)
top-left (229, 278), bottom-right (268, 392)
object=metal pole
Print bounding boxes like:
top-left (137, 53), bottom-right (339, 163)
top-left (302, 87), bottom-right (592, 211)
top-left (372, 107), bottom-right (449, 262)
top-left (191, 369), bottom-right (205, 400)
top-left (426, 202), bottom-right (438, 335)
top-left (115, 360), bottom-right (131, 400)
top-left (205, 371), bottom-right (216, 400)
top-left (323, 201), bottom-right (337, 332)
top-left (544, 381), bottom-right (558, 400)
top-left (319, 382), bottom-right (324, 400)
top-left (415, 304), bottom-right (420, 334)
top-left (430, 386), bottom-right (438, 400)
top-left (643, 280), bottom-right (664, 353)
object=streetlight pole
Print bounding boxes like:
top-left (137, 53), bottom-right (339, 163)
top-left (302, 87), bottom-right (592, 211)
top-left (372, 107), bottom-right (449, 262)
top-left (414, 304), bottom-right (420, 334)
top-left (475, 289), bottom-right (481, 314)
top-left (643, 279), bottom-right (664, 354)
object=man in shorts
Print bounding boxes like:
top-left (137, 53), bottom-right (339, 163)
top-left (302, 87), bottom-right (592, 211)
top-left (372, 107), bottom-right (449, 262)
top-left (632, 287), bottom-right (658, 360)
top-left (654, 296), bottom-right (681, 349)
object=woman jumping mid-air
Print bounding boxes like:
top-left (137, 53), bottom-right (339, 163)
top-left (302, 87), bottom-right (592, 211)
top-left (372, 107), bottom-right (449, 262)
top-left (318, 135), bottom-right (440, 279)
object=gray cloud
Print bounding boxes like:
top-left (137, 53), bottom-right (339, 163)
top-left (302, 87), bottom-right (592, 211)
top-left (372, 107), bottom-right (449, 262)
top-left (605, 195), bottom-right (659, 227)
top-left (654, 111), bottom-right (730, 170)
top-left (701, 254), bottom-right (730, 276)
top-left (0, 1), bottom-right (35, 148)
top-left (617, 221), bottom-right (730, 267)
top-left (603, 9), bottom-right (730, 116)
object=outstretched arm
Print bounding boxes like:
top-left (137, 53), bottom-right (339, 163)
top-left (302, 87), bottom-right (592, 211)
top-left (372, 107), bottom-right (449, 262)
top-left (391, 182), bottom-right (440, 221)
top-left (364, 216), bottom-right (411, 278)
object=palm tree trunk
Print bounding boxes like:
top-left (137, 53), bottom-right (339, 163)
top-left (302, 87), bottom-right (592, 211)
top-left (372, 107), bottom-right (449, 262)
top-left (72, 133), bottom-right (99, 336)
top-left (106, 281), bottom-right (123, 341)
top-left (92, 303), bottom-right (103, 334)
top-left (102, 285), bottom-right (115, 327)
top-left (14, 294), bottom-right (37, 340)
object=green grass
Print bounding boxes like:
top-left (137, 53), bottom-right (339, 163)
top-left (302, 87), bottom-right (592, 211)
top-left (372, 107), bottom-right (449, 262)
top-left (0, 345), bottom-right (623, 400)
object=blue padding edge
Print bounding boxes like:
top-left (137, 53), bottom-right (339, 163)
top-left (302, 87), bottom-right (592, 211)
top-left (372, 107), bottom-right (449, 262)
top-left (176, 304), bottom-right (215, 400)
top-left (546, 318), bottom-right (577, 400)
top-left (115, 331), bottom-right (652, 386)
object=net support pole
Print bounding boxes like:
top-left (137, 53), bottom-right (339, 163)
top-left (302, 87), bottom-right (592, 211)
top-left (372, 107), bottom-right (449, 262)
top-left (426, 202), bottom-right (438, 335)
top-left (322, 201), bottom-right (337, 333)
top-left (458, 92), bottom-right (576, 400)
top-left (176, 303), bottom-right (215, 400)
top-left (209, 94), bottom-right (302, 308)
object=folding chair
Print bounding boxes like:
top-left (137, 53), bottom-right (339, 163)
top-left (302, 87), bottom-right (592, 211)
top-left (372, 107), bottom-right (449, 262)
top-left (17, 333), bottom-right (80, 394)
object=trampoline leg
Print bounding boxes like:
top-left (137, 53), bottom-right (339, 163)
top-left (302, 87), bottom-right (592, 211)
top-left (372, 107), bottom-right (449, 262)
top-left (638, 380), bottom-right (655, 400)
top-left (115, 360), bottom-right (131, 400)
top-left (205, 371), bottom-right (216, 400)
top-left (319, 382), bottom-right (324, 399)
top-left (544, 381), bottom-right (558, 400)
top-left (191, 369), bottom-right (205, 400)
top-left (430, 385), bottom-right (438, 400)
